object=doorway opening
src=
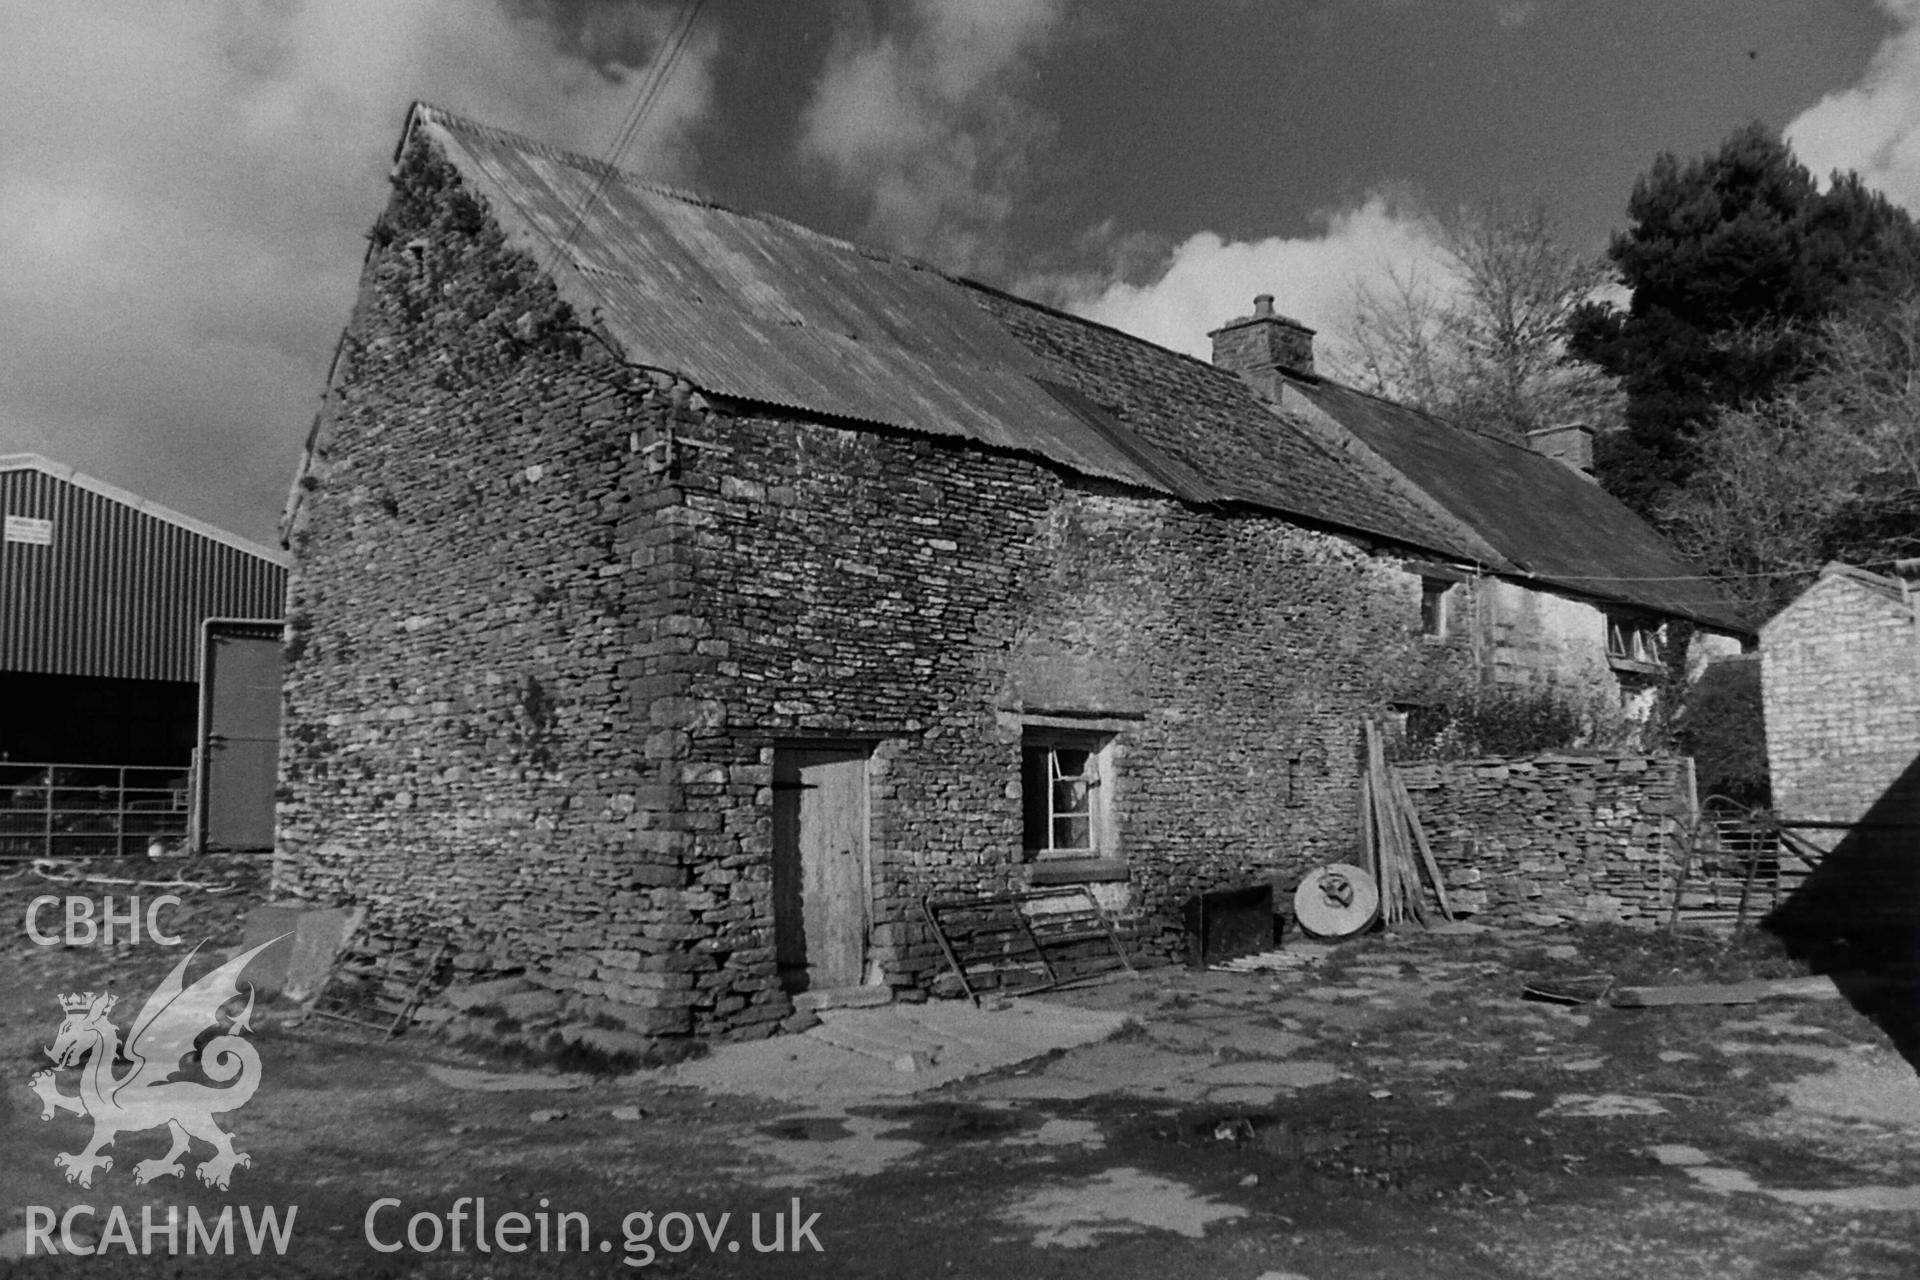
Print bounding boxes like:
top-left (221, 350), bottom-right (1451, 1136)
top-left (770, 742), bottom-right (872, 994)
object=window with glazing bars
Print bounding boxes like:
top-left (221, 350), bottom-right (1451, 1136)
top-left (1022, 737), bottom-right (1107, 857)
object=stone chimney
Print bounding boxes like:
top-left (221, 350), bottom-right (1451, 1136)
top-left (1526, 423), bottom-right (1595, 480)
top-left (1209, 294), bottom-right (1315, 399)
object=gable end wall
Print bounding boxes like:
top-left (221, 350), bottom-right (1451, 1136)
top-left (1763, 575), bottom-right (1920, 827)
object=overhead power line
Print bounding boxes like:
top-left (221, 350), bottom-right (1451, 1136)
top-left (554, 0), bottom-right (707, 259)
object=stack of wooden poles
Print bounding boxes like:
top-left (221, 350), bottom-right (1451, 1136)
top-left (1360, 720), bottom-right (1455, 926)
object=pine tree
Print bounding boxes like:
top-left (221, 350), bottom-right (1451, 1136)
top-left (1571, 123), bottom-right (1920, 516)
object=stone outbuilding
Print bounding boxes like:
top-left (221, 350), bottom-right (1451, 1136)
top-left (1762, 562), bottom-right (1920, 836)
top-left (275, 104), bottom-right (1747, 1039)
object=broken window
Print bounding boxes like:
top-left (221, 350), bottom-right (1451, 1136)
top-left (1022, 733), bottom-right (1111, 858)
top-left (1419, 579), bottom-right (1452, 637)
top-left (1606, 614), bottom-right (1663, 667)
top-left (1405, 561), bottom-right (1465, 638)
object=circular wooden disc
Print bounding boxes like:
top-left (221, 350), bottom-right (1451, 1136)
top-left (1293, 863), bottom-right (1380, 939)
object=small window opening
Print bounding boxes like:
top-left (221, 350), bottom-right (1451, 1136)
top-left (1420, 579), bottom-right (1452, 637)
top-left (1022, 733), bottom-right (1111, 858)
top-left (1606, 614), bottom-right (1663, 665)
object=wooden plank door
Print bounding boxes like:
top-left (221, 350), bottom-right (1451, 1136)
top-left (771, 744), bottom-right (871, 992)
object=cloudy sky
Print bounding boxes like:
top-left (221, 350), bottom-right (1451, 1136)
top-left (2, 0), bottom-right (1916, 547)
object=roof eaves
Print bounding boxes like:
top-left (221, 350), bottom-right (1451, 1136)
top-left (1029, 378), bottom-right (1218, 506)
top-left (1509, 568), bottom-right (1753, 636)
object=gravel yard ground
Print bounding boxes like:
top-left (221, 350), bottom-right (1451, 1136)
top-left (3, 860), bottom-right (1918, 1278)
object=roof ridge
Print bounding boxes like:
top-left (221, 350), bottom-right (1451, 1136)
top-left (1311, 376), bottom-right (1561, 454)
top-left (1817, 560), bottom-right (1912, 599)
top-left (954, 276), bottom-right (1243, 380)
top-left (0, 453), bottom-right (290, 566)
top-left (405, 101), bottom-right (948, 278)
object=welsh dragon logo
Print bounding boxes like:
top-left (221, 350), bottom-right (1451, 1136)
top-left (29, 936), bottom-right (284, 1190)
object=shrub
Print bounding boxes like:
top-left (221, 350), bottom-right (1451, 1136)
top-left (1673, 657), bottom-right (1770, 805)
top-left (1396, 682), bottom-right (1620, 760)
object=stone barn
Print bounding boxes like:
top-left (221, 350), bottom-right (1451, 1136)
top-left (276, 104), bottom-right (1746, 1039)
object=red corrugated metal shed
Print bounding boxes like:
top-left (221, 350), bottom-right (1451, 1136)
top-left (0, 455), bottom-right (288, 683)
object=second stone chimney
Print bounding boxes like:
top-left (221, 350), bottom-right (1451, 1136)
top-left (1209, 294), bottom-right (1315, 400)
top-left (1525, 423), bottom-right (1596, 480)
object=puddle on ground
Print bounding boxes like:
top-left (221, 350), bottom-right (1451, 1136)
top-left (758, 1116), bottom-right (851, 1142)
top-left (1003, 1166), bottom-right (1247, 1248)
top-left (732, 1110), bottom-right (921, 1186)
top-left (858, 1101), bottom-right (1031, 1142)
top-left (1541, 1093), bottom-right (1668, 1118)
top-left (1000, 1118), bottom-right (1107, 1151)
top-left (1191, 1111), bottom-right (1502, 1202)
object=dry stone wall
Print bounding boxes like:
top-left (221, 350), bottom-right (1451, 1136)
top-left (1395, 754), bottom-right (1692, 925)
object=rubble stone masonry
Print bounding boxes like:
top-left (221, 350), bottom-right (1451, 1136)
top-left (1396, 754), bottom-right (1692, 925)
top-left (278, 136), bottom-right (1478, 1039)
top-left (1762, 568), bottom-right (1920, 831)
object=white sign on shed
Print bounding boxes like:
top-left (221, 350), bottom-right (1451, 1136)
top-left (4, 515), bottom-right (53, 546)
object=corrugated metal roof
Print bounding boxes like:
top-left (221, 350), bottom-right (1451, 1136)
top-left (1287, 382), bottom-right (1749, 631)
top-left (414, 107), bottom-right (1200, 499)
top-left (0, 455), bottom-right (290, 565)
top-left (0, 457), bottom-right (287, 683)
top-left (405, 104), bottom-right (1746, 636)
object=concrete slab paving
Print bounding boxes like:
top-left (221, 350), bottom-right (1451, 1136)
top-left (1138, 1021), bottom-right (1215, 1053)
top-left (1041, 1040), bottom-right (1214, 1101)
top-left (664, 997), bottom-right (1131, 1101)
top-left (1194, 1060), bottom-right (1343, 1090)
top-left (1218, 1025), bottom-right (1315, 1058)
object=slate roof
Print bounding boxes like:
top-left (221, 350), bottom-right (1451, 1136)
top-left (1285, 382), bottom-right (1747, 630)
top-left (403, 102), bottom-right (1747, 635)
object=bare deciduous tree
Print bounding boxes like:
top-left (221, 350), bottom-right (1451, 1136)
top-left (1336, 202), bottom-right (1623, 442)
top-left (1664, 295), bottom-right (1920, 617)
